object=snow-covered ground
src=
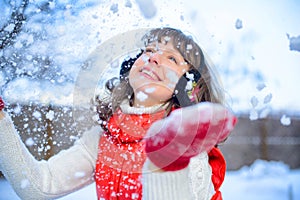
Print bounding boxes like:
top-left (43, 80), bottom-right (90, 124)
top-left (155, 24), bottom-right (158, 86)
top-left (1, 160), bottom-right (299, 200)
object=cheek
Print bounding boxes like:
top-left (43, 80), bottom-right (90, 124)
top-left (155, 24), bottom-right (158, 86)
top-left (166, 70), bottom-right (179, 85)
top-left (128, 65), bottom-right (140, 82)
top-left (128, 65), bottom-right (150, 92)
top-left (128, 56), bottom-right (146, 82)
top-left (134, 54), bottom-right (149, 66)
top-left (164, 69), bottom-right (180, 91)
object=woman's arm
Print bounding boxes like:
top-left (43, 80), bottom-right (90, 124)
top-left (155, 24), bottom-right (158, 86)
top-left (0, 111), bottom-right (101, 200)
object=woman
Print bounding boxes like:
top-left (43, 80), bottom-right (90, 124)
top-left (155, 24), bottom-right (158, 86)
top-left (0, 27), bottom-right (237, 199)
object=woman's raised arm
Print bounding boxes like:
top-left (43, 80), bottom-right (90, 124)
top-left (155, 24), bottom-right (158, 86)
top-left (0, 97), bottom-right (101, 200)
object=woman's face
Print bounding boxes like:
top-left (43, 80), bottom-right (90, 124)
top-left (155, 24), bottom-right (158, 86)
top-left (129, 41), bottom-right (190, 107)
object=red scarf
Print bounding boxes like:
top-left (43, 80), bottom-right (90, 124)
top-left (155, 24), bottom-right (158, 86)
top-left (94, 109), bottom-right (165, 199)
top-left (94, 109), bottom-right (226, 200)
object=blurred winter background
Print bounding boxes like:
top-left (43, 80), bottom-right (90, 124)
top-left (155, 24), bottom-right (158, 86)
top-left (0, 0), bottom-right (300, 199)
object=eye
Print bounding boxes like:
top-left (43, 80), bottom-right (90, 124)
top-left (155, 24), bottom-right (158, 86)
top-left (145, 47), bottom-right (154, 53)
top-left (168, 56), bottom-right (177, 64)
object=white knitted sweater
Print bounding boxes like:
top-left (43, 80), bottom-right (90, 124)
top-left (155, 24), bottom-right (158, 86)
top-left (0, 104), bottom-right (213, 200)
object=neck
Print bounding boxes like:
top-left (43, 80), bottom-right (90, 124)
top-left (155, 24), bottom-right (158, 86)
top-left (133, 96), bottom-right (165, 108)
top-left (133, 101), bottom-right (163, 108)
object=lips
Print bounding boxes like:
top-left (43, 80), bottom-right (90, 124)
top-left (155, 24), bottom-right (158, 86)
top-left (140, 67), bottom-right (162, 81)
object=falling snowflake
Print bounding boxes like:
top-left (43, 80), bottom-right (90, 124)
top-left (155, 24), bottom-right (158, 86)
top-left (235, 18), bottom-right (243, 29)
top-left (280, 115), bottom-right (291, 126)
top-left (45, 110), bottom-right (55, 121)
top-left (135, 0), bottom-right (157, 19)
top-left (136, 91), bottom-right (148, 102)
top-left (25, 137), bottom-right (35, 146)
top-left (249, 109), bottom-right (258, 121)
top-left (32, 110), bottom-right (42, 121)
top-left (145, 87), bottom-right (156, 93)
top-left (250, 96), bottom-right (259, 108)
top-left (186, 44), bottom-right (193, 50)
top-left (74, 171), bottom-right (86, 178)
top-left (263, 93), bottom-right (272, 104)
top-left (256, 83), bottom-right (266, 91)
top-left (20, 179), bottom-right (30, 189)
top-left (110, 3), bottom-right (119, 14)
top-left (287, 34), bottom-right (300, 52)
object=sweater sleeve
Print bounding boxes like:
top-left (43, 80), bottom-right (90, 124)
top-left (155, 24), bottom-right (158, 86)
top-left (0, 112), bottom-right (101, 200)
top-left (142, 152), bottom-right (214, 200)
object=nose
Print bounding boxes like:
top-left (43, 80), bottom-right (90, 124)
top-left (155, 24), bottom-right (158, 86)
top-left (148, 52), bottom-right (161, 65)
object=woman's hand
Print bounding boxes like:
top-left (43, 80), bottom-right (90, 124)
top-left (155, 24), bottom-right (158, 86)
top-left (0, 97), bottom-right (5, 120)
top-left (144, 102), bottom-right (237, 171)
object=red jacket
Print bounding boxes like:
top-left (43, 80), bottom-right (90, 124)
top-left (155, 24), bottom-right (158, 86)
top-left (95, 109), bottom-right (226, 200)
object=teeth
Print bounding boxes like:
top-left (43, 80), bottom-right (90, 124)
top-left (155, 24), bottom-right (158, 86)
top-left (142, 69), bottom-right (157, 80)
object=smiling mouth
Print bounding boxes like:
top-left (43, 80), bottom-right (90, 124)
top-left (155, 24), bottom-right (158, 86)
top-left (140, 68), bottom-right (161, 81)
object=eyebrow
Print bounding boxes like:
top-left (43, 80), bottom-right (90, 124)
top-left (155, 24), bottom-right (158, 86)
top-left (146, 46), bottom-right (184, 58)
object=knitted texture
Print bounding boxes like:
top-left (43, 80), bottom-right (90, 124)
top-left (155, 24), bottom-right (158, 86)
top-left (0, 97), bottom-right (4, 111)
top-left (94, 108), bottom-right (166, 199)
top-left (0, 114), bottom-right (100, 200)
top-left (142, 164), bottom-right (193, 200)
top-left (188, 152), bottom-right (214, 199)
top-left (143, 152), bottom-right (214, 200)
top-left (208, 148), bottom-right (226, 200)
top-left (145, 102), bottom-right (237, 171)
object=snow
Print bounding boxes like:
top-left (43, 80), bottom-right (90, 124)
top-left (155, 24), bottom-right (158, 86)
top-left (222, 160), bottom-right (300, 200)
top-left (45, 110), bottom-right (55, 121)
top-left (165, 70), bottom-right (179, 86)
top-left (183, 0), bottom-right (300, 115)
top-left (0, 0), bottom-right (299, 115)
top-left (20, 179), bottom-right (30, 189)
top-left (135, 0), bottom-right (157, 19)
top-left (280, 115), bottom-right (292, 126)
top-left (136, 91), bottom-right (148, 102)
top-left (0, 159), bottom-right (299, 200)
top-left (235, 19), bottom-right (243, 30)
top-left (1, 0), bottom-right (300, 199)
top-left (25, 137), bottom-right (35, 146)
top-left (144, 87), bottom-right (155, 93)
top-left (3, 78), bottom-right (74, 106)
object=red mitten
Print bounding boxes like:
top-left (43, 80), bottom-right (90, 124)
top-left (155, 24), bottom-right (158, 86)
top-left (0, 97), bottom-right (4, 111)
top-left (145, 102), bottom-right (237, 171)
